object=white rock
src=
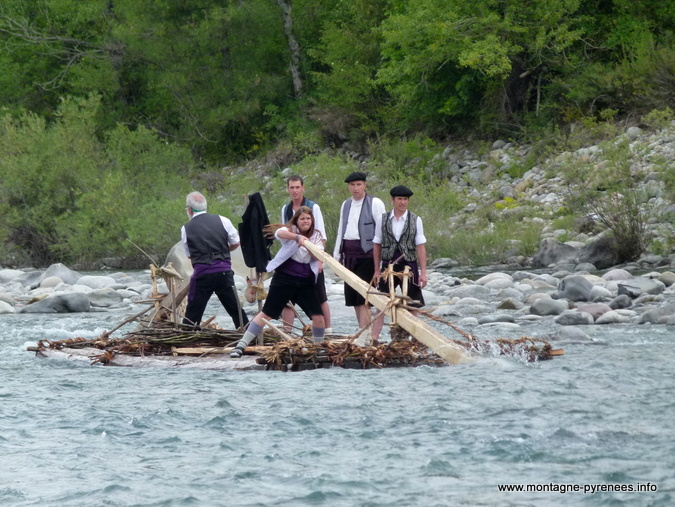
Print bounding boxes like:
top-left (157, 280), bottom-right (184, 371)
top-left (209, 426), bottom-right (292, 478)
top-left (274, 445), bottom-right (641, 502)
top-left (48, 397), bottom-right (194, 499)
top-left (40, 276), bottom-right (63, 288)
top-left (474, 272), bottom-right (512, 285)
top-left (590, 285), bottom-right (614, 300)
top-left (595, 310), bottom-right (630, 324)
top-left (484, 278), bottom-right (514, 290)
top-left (76, 275), bottom-right (118, 289)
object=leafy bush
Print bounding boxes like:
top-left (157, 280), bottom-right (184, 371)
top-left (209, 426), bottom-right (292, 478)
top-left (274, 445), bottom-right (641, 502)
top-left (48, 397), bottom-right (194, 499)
top-left (437, 216), bottom-right (544, 265)
top-left (0, 95), bottom-right (193, 267)
top-left (560, 139), bottom-right (648, 263)
top-left (642, 108), bottom-right (674, 130)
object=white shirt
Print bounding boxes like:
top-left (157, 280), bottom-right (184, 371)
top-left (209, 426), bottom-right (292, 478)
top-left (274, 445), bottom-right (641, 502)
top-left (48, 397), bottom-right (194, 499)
top-left (180, 211), bottom-right (240, 258)
top-left (266, 226), bottom-right (324, 280)
top-left (333, 195), bottom-right (386, 258)
top-left (274, 226), bottom-right (323, 264)
top-left (281, 202), bottom-right (327, 242)
top-left (373, 210), bottom-right (426, 246)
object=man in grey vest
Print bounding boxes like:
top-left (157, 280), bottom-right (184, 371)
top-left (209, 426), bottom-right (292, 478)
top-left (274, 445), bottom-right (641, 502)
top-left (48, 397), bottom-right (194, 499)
top-left (372, 185), bottom-right (427, 342)
top-left (181, 191), bottom-right (249, 330)
top-left (333, 171), bottom-right (386, 331)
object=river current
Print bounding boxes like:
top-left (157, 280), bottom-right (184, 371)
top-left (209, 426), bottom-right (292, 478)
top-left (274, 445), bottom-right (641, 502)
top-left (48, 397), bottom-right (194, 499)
top-left (1, 270), bottom-right (673, 506)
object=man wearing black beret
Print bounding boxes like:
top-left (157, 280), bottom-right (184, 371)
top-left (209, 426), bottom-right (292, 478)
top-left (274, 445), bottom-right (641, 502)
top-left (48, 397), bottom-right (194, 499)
top-left (372, 185), bottom-right (427, 342)
top-left (333, 171), bottom-right (386, 334)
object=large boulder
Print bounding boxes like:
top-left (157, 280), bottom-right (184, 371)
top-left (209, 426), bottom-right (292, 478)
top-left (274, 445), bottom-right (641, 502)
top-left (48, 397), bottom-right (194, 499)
top-left (39, 263), bottom-right (82, 285)
top-left (574, 303), bottom-right (612, 320)
top-left (602, 268), bottom-right (633, 281)
top-left (617, 277), bottom-right (665, 298)
top-left (531, 238), bottom-right (578, 268)
top-left (163, 241), bottom-right (250, 280)
top-left (11, 264), bottom-right (83, 289)
top-left (475, 272), bottom-right (512, 285)
top-left (658, 271), bottom-right (675, 287)
top-left (164, 242), bottom-right (194, 280)
top-left (0, 269), bottom-right (24, 283)
top-left (578, 237), bottom-right (620, 270)
top-left (76, 275), bottom-right (118, 290)
top-left (609, 294), bottom-right (633, 309)
top-left (595, 310), bottom-right (631, 324)
top-left (18, 293), bottom-right (91, 313)
top-left (556, 275), bottom-right (594, 302)
top-left (530, 298), bottom-right (569, 316)
top-left (13, 271), bottom-right (43, 287)
top-left (88, 288), bottom-right (125, 308)
top-left (554, 310), bottom-right (594, 325)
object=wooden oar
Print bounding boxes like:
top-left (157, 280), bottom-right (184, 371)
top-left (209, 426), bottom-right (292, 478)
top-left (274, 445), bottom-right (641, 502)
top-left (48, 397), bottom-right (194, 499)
top-left (302, 242), bottom-right (472, 365)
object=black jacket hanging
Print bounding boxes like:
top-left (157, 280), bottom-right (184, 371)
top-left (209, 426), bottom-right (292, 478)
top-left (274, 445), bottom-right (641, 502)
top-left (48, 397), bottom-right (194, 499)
top-left (238, 192), bottom-right (273, 273)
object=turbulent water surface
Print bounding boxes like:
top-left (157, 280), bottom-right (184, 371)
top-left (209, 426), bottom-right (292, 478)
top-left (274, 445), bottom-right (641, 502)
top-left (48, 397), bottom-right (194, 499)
top-left (1, 271), bottom-right (674, 506)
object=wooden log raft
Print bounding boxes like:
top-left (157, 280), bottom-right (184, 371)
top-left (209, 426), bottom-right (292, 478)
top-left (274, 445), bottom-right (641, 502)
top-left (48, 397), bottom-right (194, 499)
top-left (302, 242), bottom-right (472, 365)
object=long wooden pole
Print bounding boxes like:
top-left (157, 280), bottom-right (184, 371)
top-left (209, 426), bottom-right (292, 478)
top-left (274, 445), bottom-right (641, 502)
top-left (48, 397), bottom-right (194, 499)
top-left (303, 242), bottom-right (472, 365)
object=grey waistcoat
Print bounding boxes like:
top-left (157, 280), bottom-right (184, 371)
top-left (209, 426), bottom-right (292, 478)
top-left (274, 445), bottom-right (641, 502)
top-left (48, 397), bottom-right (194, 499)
top-left (183, 213), bottom-right (231, 265)
top-left (340, 194), bottom-right (375, 254)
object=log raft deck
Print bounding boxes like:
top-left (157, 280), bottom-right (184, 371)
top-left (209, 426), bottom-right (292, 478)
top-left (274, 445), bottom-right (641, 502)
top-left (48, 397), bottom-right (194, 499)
top-left (28, 250), bottom-right (563, 371)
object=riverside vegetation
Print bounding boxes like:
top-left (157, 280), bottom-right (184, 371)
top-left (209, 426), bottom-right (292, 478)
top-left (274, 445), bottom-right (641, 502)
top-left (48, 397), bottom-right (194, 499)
top-left (1, 98), bottom-right (674, 271)
top-left (0, 0), bottom-right (673, 269)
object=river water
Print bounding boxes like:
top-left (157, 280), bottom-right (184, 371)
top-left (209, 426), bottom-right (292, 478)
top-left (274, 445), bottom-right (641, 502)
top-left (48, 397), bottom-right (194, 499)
top-left (1, 270), bottom-right (674, 506)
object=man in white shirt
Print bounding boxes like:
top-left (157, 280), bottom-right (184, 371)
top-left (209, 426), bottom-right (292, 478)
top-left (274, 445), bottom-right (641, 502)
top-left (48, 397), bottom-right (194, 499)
top-left (333, 171), bottom-right (386, 331)
top-left (372, 185), bottom-right (427, 342)
top-left (280, 175), bottom-right (332, 333)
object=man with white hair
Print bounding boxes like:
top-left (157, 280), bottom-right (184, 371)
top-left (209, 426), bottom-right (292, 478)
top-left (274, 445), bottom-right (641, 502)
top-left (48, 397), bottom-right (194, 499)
top-left (181, 191), bottom-right (248, 329)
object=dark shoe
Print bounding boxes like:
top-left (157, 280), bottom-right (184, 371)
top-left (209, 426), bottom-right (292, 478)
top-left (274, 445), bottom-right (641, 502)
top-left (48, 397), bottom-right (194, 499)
top-left (229, 346), bottom-right (244, 358)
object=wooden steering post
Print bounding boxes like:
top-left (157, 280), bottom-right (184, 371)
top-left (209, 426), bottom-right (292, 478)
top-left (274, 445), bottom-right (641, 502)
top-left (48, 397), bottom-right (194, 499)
top-left (303, 242), bottom-right (472, 365)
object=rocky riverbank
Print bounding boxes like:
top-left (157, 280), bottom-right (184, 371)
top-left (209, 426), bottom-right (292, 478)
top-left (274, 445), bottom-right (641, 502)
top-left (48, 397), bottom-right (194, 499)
top-left (3, 253), bottom-right (675, 351)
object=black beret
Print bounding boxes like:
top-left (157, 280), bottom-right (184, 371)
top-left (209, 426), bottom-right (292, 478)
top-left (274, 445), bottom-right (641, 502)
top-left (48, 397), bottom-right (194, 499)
top-left (344, 171), bottom-right (367, 183)
top-left (390, 185), bottom-right (413, 197)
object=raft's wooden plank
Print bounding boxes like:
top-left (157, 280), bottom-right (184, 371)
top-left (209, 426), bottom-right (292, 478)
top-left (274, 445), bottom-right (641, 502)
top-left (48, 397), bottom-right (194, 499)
top-left (33, 346), bottom-right (266, 370)
top-left (171, 345), bottom-right (271, 355)
top-left (303, 242), bottom-right (472, 365)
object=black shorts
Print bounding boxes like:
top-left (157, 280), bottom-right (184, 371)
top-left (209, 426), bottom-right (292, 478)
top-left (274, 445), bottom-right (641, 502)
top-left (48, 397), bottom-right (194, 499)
top-left (291, 270), bottom-right (327, 305)
top-left (344, 256), bottom-right (375, 307)
top-left (377, 263), bottom-right (425, 306)
top-left (262, 272), bottom-right (323, 320)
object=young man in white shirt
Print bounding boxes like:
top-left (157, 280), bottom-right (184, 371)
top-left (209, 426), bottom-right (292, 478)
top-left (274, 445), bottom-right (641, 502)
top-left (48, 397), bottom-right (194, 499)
top-left (280, 175), bottom-right (332, 334)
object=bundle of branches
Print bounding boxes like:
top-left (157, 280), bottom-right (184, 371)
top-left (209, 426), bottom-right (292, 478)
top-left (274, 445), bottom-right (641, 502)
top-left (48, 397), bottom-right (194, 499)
top-left (258, 337), bottom-right (447, 370)
top-left (35, 322), bottom-right (282, 364)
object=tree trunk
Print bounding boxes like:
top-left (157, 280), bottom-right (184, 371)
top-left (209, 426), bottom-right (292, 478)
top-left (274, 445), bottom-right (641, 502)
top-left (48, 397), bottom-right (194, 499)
top-left (276, 0), bottom-right (303, 99)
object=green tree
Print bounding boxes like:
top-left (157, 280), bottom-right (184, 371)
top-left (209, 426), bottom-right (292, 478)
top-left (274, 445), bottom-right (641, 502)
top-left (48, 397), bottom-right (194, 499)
top-left (376, 0), bottom-right (585, 135)
top-left (0, 0), bottom-right (117, 117)
top-left (302, 0), bottom-right (394, 141)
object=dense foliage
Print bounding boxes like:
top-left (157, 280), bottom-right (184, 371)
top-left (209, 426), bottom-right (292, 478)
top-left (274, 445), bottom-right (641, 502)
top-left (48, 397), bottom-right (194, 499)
top-left (0, 0), bottom-right (672, 265)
